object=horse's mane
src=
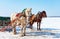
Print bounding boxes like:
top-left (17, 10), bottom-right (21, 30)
top-left (42, 11), bottom-right (46, 14)
top-left (16, 13), bottom-right (21, 17)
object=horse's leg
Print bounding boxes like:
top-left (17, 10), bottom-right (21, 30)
top-left (30, 24), bottom-right (33, 29)
top-left (13, 26), bottom-right (16, 34)
top-left (31, 25), bottom-right (33, 29)
top-left (23, 25), bottom-right (26, 36)
top-left (29, 22), bottom-right (33, 31)
top-left (39, 22), bottom-right (41, 30)
top-left (30, 24), bottom-right (33, 31)
top-left (37, 22), bottom-right (39, 30)
top-left (12, 23), bottom-right (16, 34)
top-left (26, 17), bottom-right (29, 23)
top-left (20, 26), bottom-right (24, 37)
top-left (12, 22), bottom-right (16, 35)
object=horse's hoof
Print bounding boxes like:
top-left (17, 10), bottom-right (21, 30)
top-left (20, 34), bottom-right (24, 37)
top-left (24, 34), bottom-right (26, 36)
top-left (37, 29), bottom-right (41, 31)
top-left (39, 29), bottom-right (41, 31)
top-left (40, 29), bottom-right (41, 31)
top-left (13, 33), bottom-right (16, 35)
top-left (37, 29), bottom-right (39, 30)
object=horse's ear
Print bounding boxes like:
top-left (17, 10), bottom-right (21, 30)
top-left (42, 11), bottom-right (46, 13)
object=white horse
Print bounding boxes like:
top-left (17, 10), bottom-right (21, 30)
top-left (10, 8), bottom-right (32, 36)
top-left (10, 13), bottom-right (27, 37)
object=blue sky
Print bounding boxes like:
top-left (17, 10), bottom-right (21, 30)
top-left (0, 0), bottom-right (60, 17)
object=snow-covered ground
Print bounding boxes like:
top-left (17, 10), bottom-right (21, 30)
top-left (41, 17), bottom-right (60, 29)
top-left (0, 17), bottom-right (60, 39)
top-left (0, 29), bottom-right (60, 39)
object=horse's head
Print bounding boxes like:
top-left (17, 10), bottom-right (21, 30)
top-left (25, 8), bottom-right (32, 16)
top-left (26, 8), bottom-right (32, 12)
top-left (41, 11), bottom-right (47, 17)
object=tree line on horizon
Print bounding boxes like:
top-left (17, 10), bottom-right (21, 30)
top-left (0, 16), bottom-right (10, 26)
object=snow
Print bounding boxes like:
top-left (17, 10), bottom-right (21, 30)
top-left (0, 29), bottom-right (60, 39)
top-left (0, 17), bottom-right (60, 39)
top-left (41, 17), bottom-right (60, 29)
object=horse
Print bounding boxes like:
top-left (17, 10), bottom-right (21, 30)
top-left (9, 8), bottom-right (32, 37)
top-left (9, 12), bottom-right (27, 37)
top-left (28, 14), bottom-right (36, 29)
top-left (29, 11), bottom-right (47, 30)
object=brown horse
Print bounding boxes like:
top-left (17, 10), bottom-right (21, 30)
top-left (29, 14), bottom-right (36, 29)
top-left (29, 11), bottom-right (47, 30)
